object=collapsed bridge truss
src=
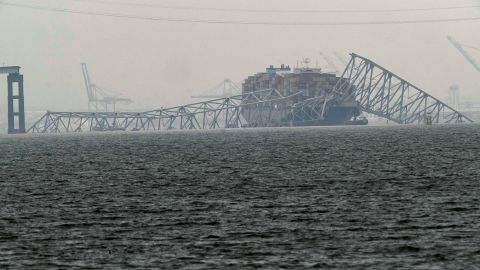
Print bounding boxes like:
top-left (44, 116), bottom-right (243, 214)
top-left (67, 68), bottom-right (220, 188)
top-left (292, 53), bottom-right (472, 124)
top-left (340, 54), bottom-right (472, 124)
top-left (28, 54), bottom-right (473, 133)
top-left (28, 89), bottom-right (301, 133)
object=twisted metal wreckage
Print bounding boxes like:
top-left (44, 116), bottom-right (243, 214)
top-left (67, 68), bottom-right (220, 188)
top-left (28, 54), bottom-right (473, 133)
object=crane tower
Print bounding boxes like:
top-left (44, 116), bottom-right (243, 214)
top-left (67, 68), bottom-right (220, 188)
top-left (447, 36), bottom-right (480, 73)
top-left (81, 63), bottom-right (132, 112)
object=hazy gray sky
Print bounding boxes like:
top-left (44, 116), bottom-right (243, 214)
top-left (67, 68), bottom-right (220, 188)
top-left (0, 0), bottom-right (479, 118)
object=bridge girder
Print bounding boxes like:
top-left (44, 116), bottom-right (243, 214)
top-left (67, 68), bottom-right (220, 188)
top-left (28, 53), bottom-right (473, 134)
top-left (28, 89), bottom-right (302, 133)
top-left (292, 53), bottom-right (473, 125)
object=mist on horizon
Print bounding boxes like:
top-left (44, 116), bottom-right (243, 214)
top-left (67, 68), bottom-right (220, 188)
top-left (0, 0), bottom-right (479, 131)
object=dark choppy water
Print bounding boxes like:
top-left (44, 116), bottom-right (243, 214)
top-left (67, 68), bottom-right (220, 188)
top-left (1, 125), bottom-right (479, 269)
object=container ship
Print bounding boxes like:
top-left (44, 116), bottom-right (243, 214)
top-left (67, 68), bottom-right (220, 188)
top-left (241, 64), bottom-right (364, 126)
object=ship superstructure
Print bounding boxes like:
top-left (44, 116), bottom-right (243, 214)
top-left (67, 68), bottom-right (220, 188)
top-left (241, 64), bottom-right (361, 126)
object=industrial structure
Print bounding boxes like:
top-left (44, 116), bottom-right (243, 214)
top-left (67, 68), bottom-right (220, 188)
top-left (27, 53), bottom-right (472, 133)
top-left (333, 51), bottom-right (349, 66)
top-left (291, 54), bottom-right (471, 125)
top-left (191, 79), bottom-right (241, 99)
top-left (1, 66), bottom-right (25, 134)
top-left (28, 89), bottom-right (297, 132)
top-left (81, 63), bottom-right (132, 112)
top-left (448, 84), bottom-right (460, 110)
top-left (242, 63), bottom-right (360, 126)
top-left (447, 36), bottom-right (480, 72)
top-left (319, 52), bottom-right (341, 74)
top-left (447, 36), bottom-right (480, 119)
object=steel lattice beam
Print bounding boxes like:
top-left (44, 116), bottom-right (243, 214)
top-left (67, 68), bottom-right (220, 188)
top-left (28, 89), bottom-right (302, 133)
top-left (292, 53), bottom-right (473, 124)
top-left (28, 53), bottom-right (472, 134)
top-left (339, 54), bottom-right (472, 124)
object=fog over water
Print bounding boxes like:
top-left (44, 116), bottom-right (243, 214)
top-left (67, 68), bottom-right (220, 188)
top-left (0, 0), bottom-right (479, 121)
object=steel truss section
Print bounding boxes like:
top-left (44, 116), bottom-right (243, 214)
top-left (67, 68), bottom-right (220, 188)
top-left (27, 53), bottom-right (473, 134)
top-left (27, 112), bottom-right (155, 133)
top-left (28, 89), bottom-right (303, 133)
top-left (334, 54), bottom-right (473, 124)
top-left (293, 53), bottom-right (473, 124)
top-left (289, 95), bottom-right (332, 124)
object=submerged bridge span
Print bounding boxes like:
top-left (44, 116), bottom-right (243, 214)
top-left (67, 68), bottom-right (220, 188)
top-left (28, 54), bottom-right (472, 134)
top-left (28, 89), bottom-right (301, 133)
top-left (292, 54), bottom-right (472, 125)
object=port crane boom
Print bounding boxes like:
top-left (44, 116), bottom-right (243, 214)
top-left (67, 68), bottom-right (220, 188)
top-left (319, 52), bottom-right (340, 74)
top-left (81, 63), bottom-right (96, 110)
top-left (81, 63), bottom-right (132, 112)
top-left (447, 36), bottom-right (480, 72)
top-left (191, 79), bottom-right (241, 99)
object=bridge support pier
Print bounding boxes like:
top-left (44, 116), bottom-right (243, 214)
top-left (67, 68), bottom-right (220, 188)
top-left (7, 73), bottom-right (25, 134)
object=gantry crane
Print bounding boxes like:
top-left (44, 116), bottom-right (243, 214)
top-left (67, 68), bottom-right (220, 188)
top-left (191, 79), bottom-right (241, 99)
top-left (319, 52), bottom-right (340, 74)
top-left (333, 51), bottom-right (348, 66)
top-left (81, 63), bottom-right (132, 112)
top-left (447, 36), bottom-right (480, 111)
top-left (447, 36), bottom-right (480, 73)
